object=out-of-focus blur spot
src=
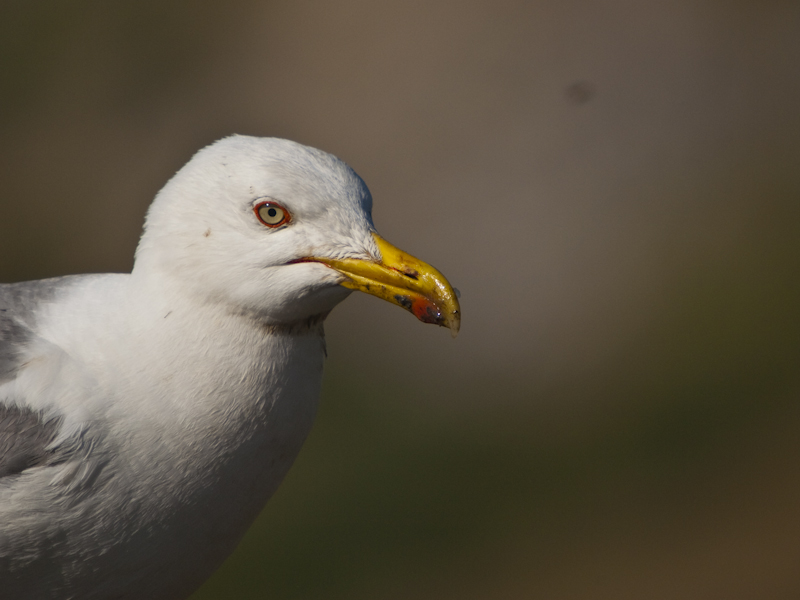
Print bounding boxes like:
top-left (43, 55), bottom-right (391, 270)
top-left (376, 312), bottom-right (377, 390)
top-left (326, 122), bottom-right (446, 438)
top-left (565, 81), bottom-right (596, 105)
top-left (2, 1), bottom-right (799, 599)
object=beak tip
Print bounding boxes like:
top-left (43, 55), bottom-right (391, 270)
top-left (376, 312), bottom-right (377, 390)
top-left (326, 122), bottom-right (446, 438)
top-left (445, 311), bottom-right (460, 338)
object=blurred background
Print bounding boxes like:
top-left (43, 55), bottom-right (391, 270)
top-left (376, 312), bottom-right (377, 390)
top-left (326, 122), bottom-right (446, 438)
top-left (2, 1), bottom-right (800, 598)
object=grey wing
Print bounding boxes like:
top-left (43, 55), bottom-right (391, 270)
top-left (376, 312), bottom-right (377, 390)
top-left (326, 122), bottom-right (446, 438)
top-left (0, 280), bottom-right (108, 597)
top-left (0, 277), bottom-right (100, 481)
top-left (0, 297), bottom-right (62, 477)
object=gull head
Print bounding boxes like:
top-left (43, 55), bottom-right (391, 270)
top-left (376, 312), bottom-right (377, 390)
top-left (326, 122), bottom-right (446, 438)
top-left (134, 136), bottom-right (460, 334)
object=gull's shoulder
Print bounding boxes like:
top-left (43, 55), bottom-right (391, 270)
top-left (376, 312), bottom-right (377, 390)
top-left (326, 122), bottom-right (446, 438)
top-left (1, 276), bottom-right (78, 383)
top-left (0, 274), bottom-right (120, 379)
top-left (0, 274), bottom-right (119, 323)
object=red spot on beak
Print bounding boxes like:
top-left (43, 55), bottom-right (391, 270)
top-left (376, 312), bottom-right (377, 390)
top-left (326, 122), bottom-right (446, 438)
top-left (411, 296), bottom-right (442, 325)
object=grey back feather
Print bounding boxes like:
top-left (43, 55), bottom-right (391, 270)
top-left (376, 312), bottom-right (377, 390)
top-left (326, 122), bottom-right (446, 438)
top-left (0, 404), bottom-right (63, 478)
top-left (0, 313), bottom-right (30, 384)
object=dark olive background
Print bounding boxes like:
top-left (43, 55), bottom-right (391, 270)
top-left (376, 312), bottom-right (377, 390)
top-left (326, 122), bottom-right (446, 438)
top-left (2, 2), bottom-right (800, 598)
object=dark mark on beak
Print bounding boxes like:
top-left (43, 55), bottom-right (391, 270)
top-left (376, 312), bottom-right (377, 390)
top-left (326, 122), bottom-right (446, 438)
top-left (394, 294), bottom-right (413, 310)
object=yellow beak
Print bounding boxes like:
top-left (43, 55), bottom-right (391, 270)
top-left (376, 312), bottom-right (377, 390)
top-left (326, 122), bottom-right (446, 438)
top-left (306, 233), bottom-right (460, 337)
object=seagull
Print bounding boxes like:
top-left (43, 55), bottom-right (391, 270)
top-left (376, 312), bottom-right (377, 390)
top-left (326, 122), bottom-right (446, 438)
top-left (0, 136), bottom-right (460, 600)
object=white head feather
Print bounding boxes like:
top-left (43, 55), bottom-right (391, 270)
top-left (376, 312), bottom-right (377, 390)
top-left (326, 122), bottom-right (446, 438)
top-left (134, 136), bottom-right (380, 324)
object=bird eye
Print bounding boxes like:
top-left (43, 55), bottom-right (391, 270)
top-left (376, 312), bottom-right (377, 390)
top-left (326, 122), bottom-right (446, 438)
top-left (254, 201), bottom-right (291, 228)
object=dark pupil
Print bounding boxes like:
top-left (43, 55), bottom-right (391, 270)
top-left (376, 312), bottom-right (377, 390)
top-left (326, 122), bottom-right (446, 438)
top-left (267, 208), bottom-right (277, 217)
